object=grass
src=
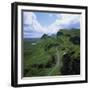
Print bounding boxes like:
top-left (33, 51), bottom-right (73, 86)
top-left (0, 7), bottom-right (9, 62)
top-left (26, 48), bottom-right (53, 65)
top-left (23, 28), bottom-right (80, 77)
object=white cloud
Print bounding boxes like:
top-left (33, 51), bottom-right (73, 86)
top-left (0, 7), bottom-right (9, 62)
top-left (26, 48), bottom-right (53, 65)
top-left (46, 14), bottom-right (80, 32)
top-left (47, 21), bottom-right (60, 34)
top-left (55, 14), bottom-right (80, 26)
top-left (23, 12), bottom-right (37, 25)
top-left (23, 12), bottom-right (47, 34)
top-left (23, 12), bottom-right (80, 38)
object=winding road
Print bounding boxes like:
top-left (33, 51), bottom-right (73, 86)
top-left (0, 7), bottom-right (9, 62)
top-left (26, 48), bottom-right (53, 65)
top-left (48, 47), bottom-right (61, 75)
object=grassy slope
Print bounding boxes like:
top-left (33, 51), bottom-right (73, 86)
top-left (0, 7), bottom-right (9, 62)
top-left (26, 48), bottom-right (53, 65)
top-left (23, 29), bottom-right (80, 77)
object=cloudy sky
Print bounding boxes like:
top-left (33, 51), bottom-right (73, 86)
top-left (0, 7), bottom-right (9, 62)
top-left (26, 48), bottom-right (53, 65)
top-left (23, 11), bottom-right (80, 38)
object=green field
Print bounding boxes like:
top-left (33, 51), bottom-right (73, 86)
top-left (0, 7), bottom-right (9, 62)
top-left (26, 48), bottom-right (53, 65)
top-left (23, 29), bottom-right (80, 77)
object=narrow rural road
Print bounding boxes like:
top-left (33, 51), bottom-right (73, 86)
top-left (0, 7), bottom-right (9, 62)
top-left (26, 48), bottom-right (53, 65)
top-left (48, 47), bottom-right (61, 75)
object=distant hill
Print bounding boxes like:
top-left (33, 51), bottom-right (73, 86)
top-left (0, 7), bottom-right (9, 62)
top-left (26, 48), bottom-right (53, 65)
top-left (57, 29), bottom-right (80, 37)
top-left (24, 38), bottom-right (40, 43)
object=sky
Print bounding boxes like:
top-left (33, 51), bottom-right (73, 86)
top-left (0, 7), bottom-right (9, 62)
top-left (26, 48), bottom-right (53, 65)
top-left (23, 11), bottom-right (80, 38)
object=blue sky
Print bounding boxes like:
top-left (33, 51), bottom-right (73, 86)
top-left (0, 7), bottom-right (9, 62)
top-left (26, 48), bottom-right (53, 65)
top-left (23, 11), bottom-right (80, 38)
top-left (35, 12), bottom-right (58, 27)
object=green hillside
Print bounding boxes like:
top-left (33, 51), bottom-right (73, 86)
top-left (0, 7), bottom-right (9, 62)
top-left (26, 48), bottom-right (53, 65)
top-left (23, 29), bottom-right (80, 77)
